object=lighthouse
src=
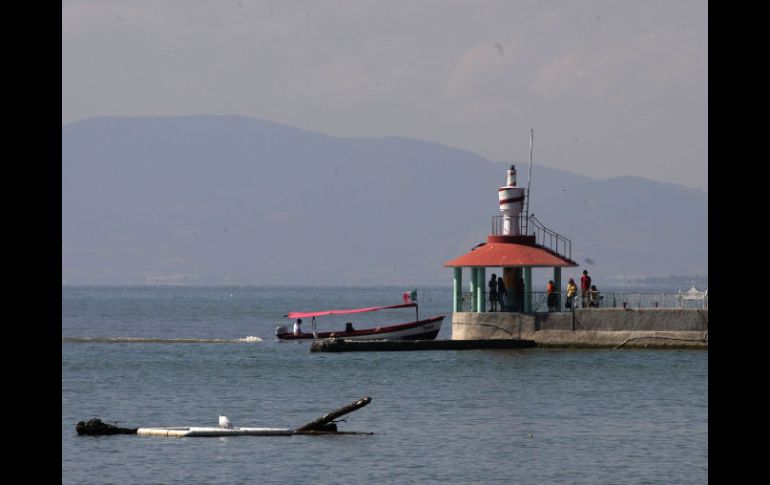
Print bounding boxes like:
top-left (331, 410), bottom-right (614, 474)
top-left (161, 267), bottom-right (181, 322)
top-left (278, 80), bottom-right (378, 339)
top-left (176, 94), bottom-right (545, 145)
top-left (444, 162), bottom-right (578, 317)
top-left (497, 165), bottom-right (528, 306)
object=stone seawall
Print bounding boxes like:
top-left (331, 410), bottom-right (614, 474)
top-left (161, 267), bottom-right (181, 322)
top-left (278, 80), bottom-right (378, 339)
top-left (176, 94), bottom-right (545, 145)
top-left (451, 308), bottom-right (708, 348)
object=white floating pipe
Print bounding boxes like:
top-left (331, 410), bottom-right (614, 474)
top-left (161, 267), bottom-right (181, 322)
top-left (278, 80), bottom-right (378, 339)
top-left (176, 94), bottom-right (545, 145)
top-left (136, 427), bottom-right (293, 437)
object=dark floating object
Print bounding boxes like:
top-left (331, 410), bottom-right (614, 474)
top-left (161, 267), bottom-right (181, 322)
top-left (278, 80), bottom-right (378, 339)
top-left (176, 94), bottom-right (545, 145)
top-left (295, 396), bottom-right (371, 434)
top-left (76, 397), bottom-right (373, 437)
top-left (76, 419), bottom-right (137, 435)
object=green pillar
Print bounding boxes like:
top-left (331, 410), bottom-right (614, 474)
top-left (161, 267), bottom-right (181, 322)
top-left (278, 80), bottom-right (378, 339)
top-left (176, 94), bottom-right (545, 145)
top-left (453, 267), bottom-right (462, 312)
top-left (523, 266), bottom-right (532, 313)
top-left (477, 267), bottom-right (486, 312)
top-left (469, 267), bottom-right (478, 312)
top-left (553, 267), bottom-right (562, 311)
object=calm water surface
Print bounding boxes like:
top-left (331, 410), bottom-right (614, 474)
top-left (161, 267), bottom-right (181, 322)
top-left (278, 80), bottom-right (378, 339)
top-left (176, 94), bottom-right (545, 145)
top-left (62, 286), bottom-right (707, 484)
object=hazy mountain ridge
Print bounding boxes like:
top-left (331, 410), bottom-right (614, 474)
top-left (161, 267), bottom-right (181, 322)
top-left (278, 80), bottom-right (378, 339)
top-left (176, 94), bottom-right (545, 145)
top-left (62, 115), bottom-right (707, 287)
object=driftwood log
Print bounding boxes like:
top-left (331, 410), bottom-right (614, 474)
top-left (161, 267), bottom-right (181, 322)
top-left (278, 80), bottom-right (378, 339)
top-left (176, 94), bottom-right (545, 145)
top-left (294, 396), bottom-right (372, 434)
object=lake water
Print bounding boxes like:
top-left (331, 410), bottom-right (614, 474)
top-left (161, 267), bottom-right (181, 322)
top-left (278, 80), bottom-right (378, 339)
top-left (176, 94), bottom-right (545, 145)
top-left (62, 286), bottom-right (707, 484)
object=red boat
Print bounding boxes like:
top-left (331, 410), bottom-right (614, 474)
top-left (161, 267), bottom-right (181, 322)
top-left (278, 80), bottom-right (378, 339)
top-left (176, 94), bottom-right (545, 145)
top-left (276, 302), bottom-right (444, 341)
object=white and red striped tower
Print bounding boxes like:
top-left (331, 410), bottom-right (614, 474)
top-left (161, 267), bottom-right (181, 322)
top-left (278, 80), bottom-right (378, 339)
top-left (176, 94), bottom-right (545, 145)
top-left (498, 165), bottom-right (526, 235)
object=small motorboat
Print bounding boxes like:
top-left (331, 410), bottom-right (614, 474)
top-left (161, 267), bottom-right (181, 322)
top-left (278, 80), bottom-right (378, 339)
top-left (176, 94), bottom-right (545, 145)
top-left (276, 301), bottom-right (444, 341)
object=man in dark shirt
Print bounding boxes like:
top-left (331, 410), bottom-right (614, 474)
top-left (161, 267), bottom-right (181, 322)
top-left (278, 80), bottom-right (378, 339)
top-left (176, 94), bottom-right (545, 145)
top-left (497, 276), bottom-right (507, 312)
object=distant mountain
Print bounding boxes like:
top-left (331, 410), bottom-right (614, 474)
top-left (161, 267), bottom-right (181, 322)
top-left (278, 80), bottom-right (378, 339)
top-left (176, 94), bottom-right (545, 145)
top-left (62, 115), bottom-right (707, 287)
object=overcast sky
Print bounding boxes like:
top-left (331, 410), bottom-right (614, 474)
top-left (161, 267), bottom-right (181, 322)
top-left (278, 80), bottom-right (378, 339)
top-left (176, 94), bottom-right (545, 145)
top-left (62, 0), bottom-right (707, 190)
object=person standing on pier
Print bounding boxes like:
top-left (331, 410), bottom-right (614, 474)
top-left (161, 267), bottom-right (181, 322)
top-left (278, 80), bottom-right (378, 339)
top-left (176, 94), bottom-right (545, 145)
top-left (488, 274), bottom-right (499, 312)
top-left (580, 270), bottom-right (592, 308)
top-left (497, 276), bottom-right (507, 311)
top-left (566, 278), bottom-right (577, 309)
top-left (547, 280), bottom-right (557, 312)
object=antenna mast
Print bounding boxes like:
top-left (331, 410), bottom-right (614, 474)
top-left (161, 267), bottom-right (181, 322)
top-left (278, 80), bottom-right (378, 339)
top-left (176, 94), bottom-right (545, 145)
top-left (526, 128), bottom-right (534, 225)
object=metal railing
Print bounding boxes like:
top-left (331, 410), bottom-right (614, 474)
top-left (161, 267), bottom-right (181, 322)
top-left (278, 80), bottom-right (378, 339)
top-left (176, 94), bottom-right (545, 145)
top-left (491, 214), bottom-right (572, 261)
top-left (460, 290), bottom-right (707, 313)
top-left (492, 214), bottom-right (526, 237)
top-left (528, 215), bottom-right (572, 261)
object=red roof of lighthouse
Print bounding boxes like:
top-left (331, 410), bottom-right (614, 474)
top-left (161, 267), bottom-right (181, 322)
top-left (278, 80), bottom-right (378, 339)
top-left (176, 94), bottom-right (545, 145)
top-left (443, 235), bottom-right (578, 268)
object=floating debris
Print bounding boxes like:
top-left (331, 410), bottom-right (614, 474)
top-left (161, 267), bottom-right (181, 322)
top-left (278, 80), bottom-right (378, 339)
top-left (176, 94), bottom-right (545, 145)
top-left (76, 397), bottom-right (373, 437)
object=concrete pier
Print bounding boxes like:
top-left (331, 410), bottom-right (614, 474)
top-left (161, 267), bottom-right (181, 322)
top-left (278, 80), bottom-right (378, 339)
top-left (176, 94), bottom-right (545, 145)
top-left (452, 308), bottom-right (708, 349)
